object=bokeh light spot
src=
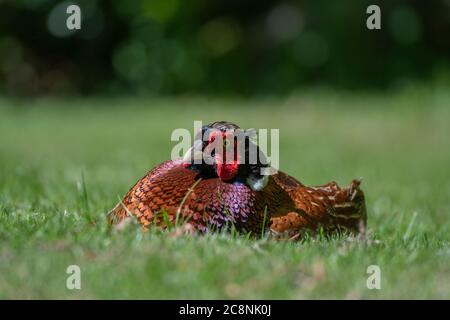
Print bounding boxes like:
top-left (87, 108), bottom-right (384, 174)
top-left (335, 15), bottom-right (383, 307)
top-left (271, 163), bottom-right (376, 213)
top-left (199, 18), bottom-right (241, 56)
top-left (142, 0), bottom-right (179, 24)
top-left (266, 3), bottom-right (303, 42)
top-left (112, 41), bottom-right (149, 83)
top-left (47, 1), bottom-right (80, 38)
top-left (388, 6), bottom-right (423, 45)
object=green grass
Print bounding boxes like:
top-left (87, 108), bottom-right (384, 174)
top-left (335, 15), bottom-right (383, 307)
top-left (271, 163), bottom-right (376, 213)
top-left (1, 86), bottom-right (450, 299)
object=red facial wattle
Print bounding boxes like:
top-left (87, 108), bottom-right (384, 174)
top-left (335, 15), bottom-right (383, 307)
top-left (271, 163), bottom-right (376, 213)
top-left (213, 132), bottom-right (240, 181)
top-left (215, 159), bottom-right (239, 181)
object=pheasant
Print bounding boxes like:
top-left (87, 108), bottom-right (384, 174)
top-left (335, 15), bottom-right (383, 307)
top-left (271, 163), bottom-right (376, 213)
top-left (108, 121), bottom-right (367, 237)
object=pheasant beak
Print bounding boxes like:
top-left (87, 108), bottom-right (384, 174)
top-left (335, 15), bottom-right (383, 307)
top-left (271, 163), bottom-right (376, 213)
top-left (182, 146), bottom-right (203, 166)
top-left (182, 140), bottom-right (214, 167)
top-left (183, 140), bottom-right (203, 167)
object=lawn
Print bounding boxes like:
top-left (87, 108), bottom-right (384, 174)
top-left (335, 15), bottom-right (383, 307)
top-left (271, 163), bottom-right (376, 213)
top-left (0, 86), bottom-right (449, 299)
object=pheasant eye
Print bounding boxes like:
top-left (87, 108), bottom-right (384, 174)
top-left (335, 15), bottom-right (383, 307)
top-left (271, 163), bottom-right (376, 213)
top-left (223, 139), bottom-right (230, 147)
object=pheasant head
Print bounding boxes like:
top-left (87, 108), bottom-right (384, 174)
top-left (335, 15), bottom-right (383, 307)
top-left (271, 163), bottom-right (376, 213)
top-left (183, 121), bottom-right (270, 191)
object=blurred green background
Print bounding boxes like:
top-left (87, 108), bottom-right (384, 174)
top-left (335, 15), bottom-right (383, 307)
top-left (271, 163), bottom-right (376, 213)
top-left (1, 0), bottom-right (450, 96)
top-left (1, 0), bottom-right (450, 299)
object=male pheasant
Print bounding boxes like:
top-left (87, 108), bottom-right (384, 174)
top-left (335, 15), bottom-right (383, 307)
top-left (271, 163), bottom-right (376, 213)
top-left (108, 121), bottom-right (367, 237)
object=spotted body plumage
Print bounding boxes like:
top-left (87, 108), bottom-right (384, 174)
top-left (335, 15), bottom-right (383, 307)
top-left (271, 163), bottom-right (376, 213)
top-left (109, 160), bottom-right (366, 236)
